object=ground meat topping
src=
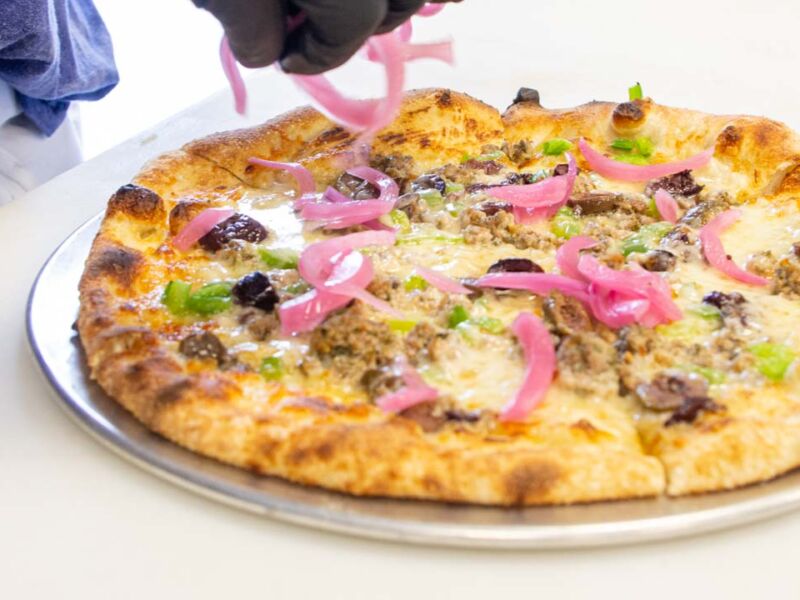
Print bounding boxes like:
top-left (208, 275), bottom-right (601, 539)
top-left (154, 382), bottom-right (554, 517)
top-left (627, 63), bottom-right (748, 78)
top-left (310, 305), bottom-right (400, 379)
top-left (556, 332), bottom-right (617, 394)
top-left (238, 308), bottom-right (280, 340)
top-left (644, 170), bottom-right (704, 199)
top-left (405, 322), bottom-right (450, 365)
top-left (635, 371), bottom-right (709, 411)
top-left (487, 258), bottom-right (544, 274)
top-left (508, 140), bottom-right (534, 164)
top-left (199, 214), bottom-right (268, 252)
top-left (544, 292), bottom-right (593, 337)
top-left (772, 248), bottom-right (800, 298)
top-left (703, 291), bottom-right (748, 325)
top-left (747, 250), bottom-right (777, 279)
top-left (232, 272), bottom-right (279, 312)
top-left (460, 207), bottom-right (555, 250)
top-left (665, 395), bottom-right (723, 426)
top-left (179, 332), bottom-right (231, 367)
top-left (369, 154), bottom-right (414, 189)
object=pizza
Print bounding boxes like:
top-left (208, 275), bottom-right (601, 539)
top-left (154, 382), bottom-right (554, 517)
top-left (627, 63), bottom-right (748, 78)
top-left (77, 87), bottom-right (800, 505)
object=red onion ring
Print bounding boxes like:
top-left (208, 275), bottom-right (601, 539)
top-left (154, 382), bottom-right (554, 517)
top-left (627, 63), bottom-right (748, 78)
top-left (654, 189), bottom-right (679, 223)
top-left (476, 272), bottom-right (591, 304)
top-left (220, 36), bottom-right (247, 115)
top-left (376, 360), bottom-right (439, 413)
top-left (578, 138), bottom-right (714, 182)
top-left (414, 266), bottom-right (472, 295)
top-left (248, 157), bottom-right (318, 207)
top-left (500, 313), bottom-right (556, 421)
top-left (417, 3), bottom-right (446, 17)
top-left (556, 235), bottom-right (598, 280)
top-left (278, 289), bottom-right (352, 335)
top-left (279, 230), bottom-right (399, 334)
top-left (301, 166), bottom-right (399, 229)
top-left (699, 210), bottom-right (770, 286)
top-left (491, 152), bottom-right (577, 223)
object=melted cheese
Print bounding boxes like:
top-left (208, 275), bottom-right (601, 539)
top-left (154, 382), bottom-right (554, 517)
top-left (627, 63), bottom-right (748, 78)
top-left (139, 152), bottom-right (800, 424)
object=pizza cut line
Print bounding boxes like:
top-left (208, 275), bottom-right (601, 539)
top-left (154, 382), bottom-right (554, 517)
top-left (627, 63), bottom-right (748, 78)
top-left (77, 88), bottom-right (800, 505)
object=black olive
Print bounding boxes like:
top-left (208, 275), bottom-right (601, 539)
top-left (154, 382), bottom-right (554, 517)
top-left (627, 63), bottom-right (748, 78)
top-left (476, 201), bottom-right (511, 216)
top-left (702, 291), bottom-right (747, 316)
top-left (644, 170), bottom-right (704, 198)
top-left (232, 272), bottom-right (279, 312)
top-left (199, 214), bottom-right (267, 252)
top-left (411, 174), bottom-right (447, 194)
top-left (487, 258), bottom-right (544, 274)
top-left (179, 332), bottom-right (229, 365)
top-left (665, 396), bottom-right (722, 427)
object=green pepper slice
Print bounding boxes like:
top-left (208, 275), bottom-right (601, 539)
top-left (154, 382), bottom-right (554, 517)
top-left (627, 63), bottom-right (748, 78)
top-left (750, 343), bottom-right (796, 381)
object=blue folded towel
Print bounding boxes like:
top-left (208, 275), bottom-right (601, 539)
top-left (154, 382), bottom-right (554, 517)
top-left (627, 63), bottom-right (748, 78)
top-left (0, 0), bottom-right (119, 136)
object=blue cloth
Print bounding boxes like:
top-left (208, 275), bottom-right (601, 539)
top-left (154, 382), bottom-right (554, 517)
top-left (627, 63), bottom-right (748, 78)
top-left (0, 0), bottom-right (118, 136)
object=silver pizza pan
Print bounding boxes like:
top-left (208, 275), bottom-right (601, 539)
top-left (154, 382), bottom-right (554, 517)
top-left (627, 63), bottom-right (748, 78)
top-left (26, 213), bottom-right (800, 549)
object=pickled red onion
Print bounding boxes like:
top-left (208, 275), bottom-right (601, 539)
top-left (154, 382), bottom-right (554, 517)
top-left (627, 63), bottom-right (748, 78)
top-left (578, 138), bottom-right (714, 182)
top-left (576, 255), bottom-right (683, 326)
top-left (487, 177), bottom-right (568, 208)
top-left (280, 230), bottom-right (399, 334)
top-left (220, 37), bottom-right (247, 115)
top-left (699, 210), bottom-right (770, 286)
top-left (500, 313), bottom-right (556, 421)
top-left (376, 360), bottom-right (439, 413)
top-left (301, 199), bottom-right (394, 229)
top-left (248, 157), bottom-right (317, 207)
top-left (278, 289), bottom-right (352, 335)
top-left (556, 235), bottom-right (598, 280)
top-left (172, 208), bottom-right (235, 252)
top-left (300, 166), bottom-right (399, 229)
top-left (323, 251), bottom-right (402, 316)
top-left (417, 3), bottom-right (446, 17)
top-left (298, 230), bottom-right (396, 288)
top-left (414, 266), bottom-right (472, 295)
top-left (476, 272), bottom-right (591, 303)
top-left (654, 189), bottom-right (679, 223)
top-left (491, 153), bottom-right (577, 223)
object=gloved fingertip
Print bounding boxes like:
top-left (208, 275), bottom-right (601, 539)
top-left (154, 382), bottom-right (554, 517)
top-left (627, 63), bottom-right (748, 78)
top-left (279, 53), bottom-right (326, 75)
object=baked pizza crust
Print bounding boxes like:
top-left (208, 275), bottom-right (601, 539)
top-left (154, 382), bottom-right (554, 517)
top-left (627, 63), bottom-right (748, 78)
top-left (78, 88), bottom-right (800, 504)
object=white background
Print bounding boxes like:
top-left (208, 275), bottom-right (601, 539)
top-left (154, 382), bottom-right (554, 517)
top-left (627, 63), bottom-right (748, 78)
top-left (4, 1), bottom-right (800, 598)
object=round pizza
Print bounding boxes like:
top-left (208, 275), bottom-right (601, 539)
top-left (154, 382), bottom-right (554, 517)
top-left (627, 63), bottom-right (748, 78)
top-left (77, 87), bottom-right (800, 505)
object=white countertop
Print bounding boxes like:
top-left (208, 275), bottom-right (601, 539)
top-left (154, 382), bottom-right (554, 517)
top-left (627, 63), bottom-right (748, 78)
top-left (3, 1), bottom-right (800, 597)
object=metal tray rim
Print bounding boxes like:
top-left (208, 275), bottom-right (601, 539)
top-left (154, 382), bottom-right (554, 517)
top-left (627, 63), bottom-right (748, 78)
top-left (25, 213), bottom-right (800, 549)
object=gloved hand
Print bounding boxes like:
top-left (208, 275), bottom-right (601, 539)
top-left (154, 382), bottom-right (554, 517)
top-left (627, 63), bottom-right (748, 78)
top-left (192, 0), bottom-right (457, 75)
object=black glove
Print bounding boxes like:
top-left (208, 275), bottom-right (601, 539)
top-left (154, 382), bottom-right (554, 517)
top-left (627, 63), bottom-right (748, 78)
top-left (193, 0), bottom-right (457, 75)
